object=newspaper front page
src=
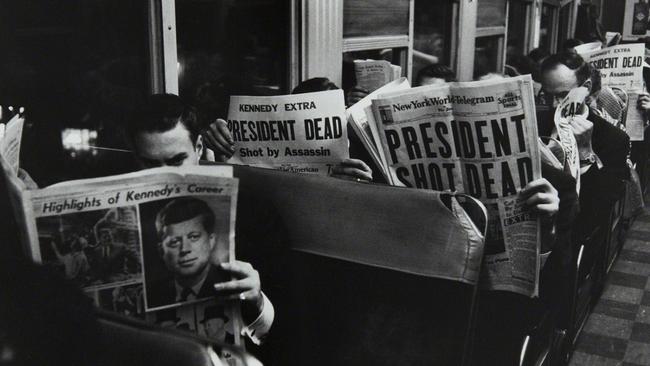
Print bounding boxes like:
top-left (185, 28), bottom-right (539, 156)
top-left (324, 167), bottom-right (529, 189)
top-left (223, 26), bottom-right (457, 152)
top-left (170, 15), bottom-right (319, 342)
top-left (227, 90), bottom-right (349, 175)
top-left (0, 114), bottom-right (24, 174)
top-left (372, 75), bottom-right (542, 297)
top-left (6, 165), bottom-right (245, 355)
top-left (580, 43), bottom-right (646, 140)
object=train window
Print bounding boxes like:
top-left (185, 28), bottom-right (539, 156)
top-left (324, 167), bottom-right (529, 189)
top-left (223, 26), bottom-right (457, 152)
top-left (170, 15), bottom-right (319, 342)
top-left (0, 0), bottom-right (148, 185)
top-left (477, 0), bottom-right (508, 28)
top-left (175, 0), bottom-right (290, 121)
top-left (474, 36), bottom-right (502, 79)
top-left (413, 0), bottom-right (455, 79)
top-left (507, 0), bottom-right (528, 57)
top-left (540, 4), bottom-right (553, 52)
top-left (343, 0), bottom-right (410, 37)
top-left (557, 3), bottom-right (573, 50)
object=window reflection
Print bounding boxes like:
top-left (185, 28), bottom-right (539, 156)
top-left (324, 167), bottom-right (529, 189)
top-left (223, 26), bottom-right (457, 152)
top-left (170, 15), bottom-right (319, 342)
top-left (342, 49), bottom-right (406, 92)
top-left (176, 0), bottom-right (289, 124)
top-left (0, 0), bottom-right (147, 185)
top-left (413, 0), bottom-right (454, 79)
top-left (474, 36), bottom-right (501, 79)
top-left (343, 0), bottom-right (410, 37)
top-left (477, 0), bottom-right (507, 28)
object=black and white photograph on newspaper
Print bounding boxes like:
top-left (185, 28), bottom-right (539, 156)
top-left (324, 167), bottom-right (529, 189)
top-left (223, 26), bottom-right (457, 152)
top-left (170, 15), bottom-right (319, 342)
top-left (140, 195), bottom-right (233, 311)
top-left (147, 300), bottom-right (238, 344)
top-left (86, 282), bottom-right (146, 319)
top-left (36, 206), bottom-right (142, 289)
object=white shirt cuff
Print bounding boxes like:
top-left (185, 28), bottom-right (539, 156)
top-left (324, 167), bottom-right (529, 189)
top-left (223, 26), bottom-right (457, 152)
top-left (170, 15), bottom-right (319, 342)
top-left (241, 292), bottom-right (274, 345)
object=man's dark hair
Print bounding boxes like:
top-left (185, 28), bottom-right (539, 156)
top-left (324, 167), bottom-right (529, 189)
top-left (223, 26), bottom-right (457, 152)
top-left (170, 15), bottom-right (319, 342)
top-left (415, 64), bottom-right (456, 86)
top-left (562, 38), bottom-right (584, 51)
top-left (292, 77), bottom-right (339, 94)
top-left (155, 197), bottom-right (216, 239)
top-left (528, 48), bottom-right (550, 64)
top-left (540, 52), bottom-right (601, 94)
top-left (127, 94), bottom-right (201, 146)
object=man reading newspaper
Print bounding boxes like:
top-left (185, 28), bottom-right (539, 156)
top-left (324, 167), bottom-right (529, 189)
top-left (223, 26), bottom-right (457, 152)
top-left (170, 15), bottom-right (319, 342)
top-left (126, 94), bottom-right (274, 345)
top-left (369, 75), bottom-right (558, 297)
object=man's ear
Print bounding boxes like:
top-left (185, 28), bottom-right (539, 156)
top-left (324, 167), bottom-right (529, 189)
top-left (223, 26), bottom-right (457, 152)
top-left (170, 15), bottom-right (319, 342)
top-left (208, 232), bottom-right (216, 251)
top-left (582, 79), bottom-right (592, 93)
top-left (194, 135), bottom-right (204, 162)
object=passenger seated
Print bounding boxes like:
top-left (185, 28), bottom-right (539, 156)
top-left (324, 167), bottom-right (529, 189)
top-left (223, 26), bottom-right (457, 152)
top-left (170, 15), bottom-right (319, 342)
top-left (414, 64), bottom-right (456, 86)
top-left (126, 94), bottom-right (274, 345)
top-left (201, 78), bottom-right (374, 182)
top-left (539, 52), bottom-right (630, 237)
top-left (0, 257), bottom-right (101, 366)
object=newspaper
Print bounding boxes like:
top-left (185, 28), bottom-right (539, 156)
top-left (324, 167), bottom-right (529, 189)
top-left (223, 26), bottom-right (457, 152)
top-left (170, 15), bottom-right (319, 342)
top-left (1, 161), bottom-right (244, 351)
top-left (573, 42), bottom-right (602, 55)
top-left (370, 75), bottom-right (542, 297)
top-left (579, 43), bottom-right (647, 140)
top-left (353, 59), bottom-right (402, 93)
top-left (553, 87), bottom-right (590, 192)
top-left (227, 90), bottom-right (349, 175)
top-left (347, 77), bottom-right (411, 181)
top-left (0, 114), bottom-right (25, 174)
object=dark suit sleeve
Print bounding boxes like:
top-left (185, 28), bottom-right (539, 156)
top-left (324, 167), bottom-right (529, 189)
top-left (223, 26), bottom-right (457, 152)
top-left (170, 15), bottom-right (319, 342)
top-left (578, 113), bottom-right (630, 235)
top-left (541, 164), bottom-right (579, 254)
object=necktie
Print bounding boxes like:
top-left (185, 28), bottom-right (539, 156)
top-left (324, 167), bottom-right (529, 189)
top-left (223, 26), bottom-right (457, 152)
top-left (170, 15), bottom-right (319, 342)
top-left (180, 287), bottom-right (194, 302)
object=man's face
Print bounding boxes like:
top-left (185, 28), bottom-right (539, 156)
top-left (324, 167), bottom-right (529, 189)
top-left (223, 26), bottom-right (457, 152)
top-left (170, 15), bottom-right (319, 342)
top-left (541, 64), bottom-right (579, 107)
top-left (159, 216), bottom-right (215, 279)
top-left (99, 230), bottom-right (112, 246)
top-left (133, 122), bottom-right (202, 168)
top-left (204, 318), bottom-right (227, 339)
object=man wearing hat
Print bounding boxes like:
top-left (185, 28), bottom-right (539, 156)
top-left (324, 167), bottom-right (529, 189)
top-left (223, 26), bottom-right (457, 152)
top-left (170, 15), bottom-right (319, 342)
top-left (200, 304), bottom-right (234, 343)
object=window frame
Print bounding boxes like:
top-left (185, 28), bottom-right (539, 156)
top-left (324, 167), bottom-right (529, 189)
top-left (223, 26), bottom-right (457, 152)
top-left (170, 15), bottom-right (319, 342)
top-left (155, 0), bottom-right (300, 95)
top-left (150, 0), bottom-right (581, 92)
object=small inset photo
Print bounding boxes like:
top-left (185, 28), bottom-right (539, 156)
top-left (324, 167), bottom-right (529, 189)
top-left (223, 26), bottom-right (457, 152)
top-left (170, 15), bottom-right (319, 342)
top-left (140, 196), bottom-right (233, 311)
top-left (36, 206), bottom-right (142, 289)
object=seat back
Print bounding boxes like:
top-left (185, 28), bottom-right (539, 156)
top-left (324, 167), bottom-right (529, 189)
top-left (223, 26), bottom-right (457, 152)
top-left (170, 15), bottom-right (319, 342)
top-left (233, 166), bottom-right (485, 366)
top-left (96, 310), bottom-right (257, 366)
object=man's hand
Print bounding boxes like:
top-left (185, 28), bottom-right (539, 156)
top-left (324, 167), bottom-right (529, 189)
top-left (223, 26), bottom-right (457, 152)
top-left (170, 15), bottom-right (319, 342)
top-left (202, 118), bottom-right (234, 162)
top-left (570, 115), bottom-right (595, 158)
top-left (330, 158), bottom-right (373, 181)
top-left (638, 94), bottom-right (650, 113)
top-left (17, 168), bottom-right (38, 190)
top-left (519, 178), bottom-right (559, 218)
top-left (346, 87), bottom-right (369, 106)
top-left (214, 260), bottom-right (262, 309)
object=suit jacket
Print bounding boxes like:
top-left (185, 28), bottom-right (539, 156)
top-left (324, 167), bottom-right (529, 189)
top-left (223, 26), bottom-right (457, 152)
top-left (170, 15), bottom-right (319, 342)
top-left (147, 264), bottom-right (228, 309)
top-left (576, 108), bottom-right (630, 238)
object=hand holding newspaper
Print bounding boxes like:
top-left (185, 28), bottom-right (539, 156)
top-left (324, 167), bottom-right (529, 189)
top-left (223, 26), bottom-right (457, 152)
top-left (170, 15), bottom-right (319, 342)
top-left (0, 156), bottom-right (245, 349)
top-left (367, 75), bottom-right (542, 297)
top-left (227, 90), bottom-right (349, 175)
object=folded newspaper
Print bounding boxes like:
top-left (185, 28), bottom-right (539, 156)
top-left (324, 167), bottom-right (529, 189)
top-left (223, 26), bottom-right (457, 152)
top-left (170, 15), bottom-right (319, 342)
top-left (227, 89), bottom-right (349, 175)
top-left (346, 77), bottom-right (411, 181)
top-left (353, 59), bottom-right (403, 93)
top-left (365, 75), bottom-right (542, 297)
top-left (0, 113), bottom-right (25, 175)
top-left (1, 158), bottom-right (244, 351)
